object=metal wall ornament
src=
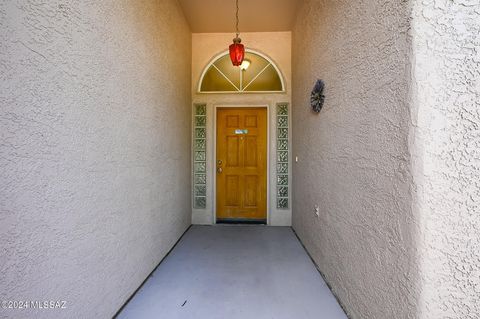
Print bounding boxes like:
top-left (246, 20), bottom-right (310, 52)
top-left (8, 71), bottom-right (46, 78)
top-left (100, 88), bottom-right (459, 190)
top-left (310, 79), bottom-right (325, 113)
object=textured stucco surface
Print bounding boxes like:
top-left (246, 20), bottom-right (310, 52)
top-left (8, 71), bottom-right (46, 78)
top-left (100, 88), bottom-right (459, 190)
top-left (191, 32), bottom-right (292, 226)
top-left (0, 1), bottom-right (191, 318)
top-left (292, 1), bottom-right (419, 318)
top-left (292, 0), bottom-right (479, 318)
top-left (411, 1), bottom-right (480, 318)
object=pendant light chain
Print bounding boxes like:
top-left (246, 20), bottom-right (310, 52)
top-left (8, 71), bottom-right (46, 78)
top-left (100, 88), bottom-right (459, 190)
top-left (235, 0), bottom-right (240, 38)
top-left (229, 0), bottom-right (244, 66)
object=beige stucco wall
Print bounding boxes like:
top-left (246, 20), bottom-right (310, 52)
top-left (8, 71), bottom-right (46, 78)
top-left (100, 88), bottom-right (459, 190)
top-left (292, 1), bottom-right (419, 318)
top-left (0, 1), bottom-right (191, 318)
top-left (411, 1), bottom-right (480, 318)
top-left (191, 32), bottom-right (292, 226)
top-left (293, 0), bottom-right (479, 318)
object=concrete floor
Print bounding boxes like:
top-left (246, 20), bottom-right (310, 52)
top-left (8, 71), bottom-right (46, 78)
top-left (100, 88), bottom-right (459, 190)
top-left (116, 225), bottom-right (348, 319)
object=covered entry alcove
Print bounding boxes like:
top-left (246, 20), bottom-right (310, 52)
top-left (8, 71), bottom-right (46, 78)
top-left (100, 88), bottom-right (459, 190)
top-left (191, 32), bottom-right (292, 226)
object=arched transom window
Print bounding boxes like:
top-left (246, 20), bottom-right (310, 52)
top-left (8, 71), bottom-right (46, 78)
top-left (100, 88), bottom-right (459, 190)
top-left (199, 50), bottom-right (284, 93)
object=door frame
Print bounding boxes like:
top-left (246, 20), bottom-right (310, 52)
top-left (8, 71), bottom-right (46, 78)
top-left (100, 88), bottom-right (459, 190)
top-left (213, 104), bottom-right (271, 225)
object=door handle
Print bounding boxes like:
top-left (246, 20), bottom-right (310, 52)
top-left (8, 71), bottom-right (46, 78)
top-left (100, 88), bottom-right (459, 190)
top-left (217, 167), bottom-right (223, 174)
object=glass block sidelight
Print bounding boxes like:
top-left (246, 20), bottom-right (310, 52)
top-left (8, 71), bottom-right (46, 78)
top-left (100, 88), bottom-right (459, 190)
top-left (277, 175), bottom-right (288, 186)
top-left (277, 151), bottom-right (288, 163)
top-left (195, 185), bottom-right (207, 197)
top-left (194, 162), bottom-right (206, 173)
top-left (194, 174), bottom-right (206, 185)
top-left (277, 116), bottom-right (288, 128)
top-left (195, 197), bottom-right (206, 209)
top-left (277, 104), bottom-right (288, 115)
top-left (195, 116), bottom-right (206, 127)
top-left (195, 128), bottom-right (206, 139)
top-left (277, 139), bottom-right (288, 150)
top-left (196, 104), bottom-right (206, 115)
top-left (193, 104), bottom-right (207, 209)
top-left (277, 198), bottom-right (288, 209)
top-left (195, 139), bottom-right (206, 150)
top-left (194, 151), bottom-right (206, 161)
top-left (277, 186), bottom-right (289, 198)
top-left (277, 128), bottom-right (288, 139)
top-left (276, 103), bottom-right (290, 209)
top-left (277, 163), bottom-right (288, 174)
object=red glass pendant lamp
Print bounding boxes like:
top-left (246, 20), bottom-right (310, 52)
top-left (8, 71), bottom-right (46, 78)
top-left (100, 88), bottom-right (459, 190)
top-left (229, 38), bottom-right (244, 66)
top-left (229, 0), bottom-right (245, 66)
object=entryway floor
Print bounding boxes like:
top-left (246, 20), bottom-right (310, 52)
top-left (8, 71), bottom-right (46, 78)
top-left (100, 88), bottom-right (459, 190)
top-left (116, 225), bottom-right (348, 319)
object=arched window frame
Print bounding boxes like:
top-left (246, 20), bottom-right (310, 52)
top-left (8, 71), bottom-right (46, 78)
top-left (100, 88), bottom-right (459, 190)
top-left (198, 49), bottom-right (286, 94)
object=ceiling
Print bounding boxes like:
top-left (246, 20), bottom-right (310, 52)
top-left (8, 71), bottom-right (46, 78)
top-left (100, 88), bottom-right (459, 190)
top-left (178, 0), bottom-right (303, 33)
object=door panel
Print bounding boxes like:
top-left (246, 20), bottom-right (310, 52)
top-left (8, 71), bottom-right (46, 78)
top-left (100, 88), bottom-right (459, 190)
top-left (244, 175), bottom-right (258, 207)
top-left (226, 115), bottom-right (239, 127)
top-left (216, 107), bottom-right (267, 221)
top-left (244, 136), bottom-right (258, 167)
top-left (226, 136), bottom-right (240, 167)
top-left (245, 115), bottom-right (257, 127)
top-left (225, 175), bottom-right (240, 206)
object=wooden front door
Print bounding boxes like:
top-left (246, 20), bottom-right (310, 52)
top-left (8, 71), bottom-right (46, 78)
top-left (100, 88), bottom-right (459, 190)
top-left (216, 107), bottom-right (267, 222)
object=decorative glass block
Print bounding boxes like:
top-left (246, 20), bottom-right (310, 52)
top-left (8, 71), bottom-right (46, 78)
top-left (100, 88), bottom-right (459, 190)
top-left (195, 197), bottom-right (206, 209)
top-left (277, 163), bottom-right (288, 174)
top-left (277, 128), bottom-right (288, 139)
top-left (276, 103), bottom-right (289, 210)
top-left (195, 116), bottom-right (206, 127)
top-left (277, 139), bottom-right (288, 150)
top-left (195, 174), bottom-right (206, 185)
top-left (194, 162), bottom-right (206, 173)
top-left (195, 128), bottom-right (206, 138)
top-left (278, 186), bottom-right (288, 197)
top-left (277, 151), bottom-right (288, 163)
top-left (277, 198), bottom-right (288, 209)
top-left (195, 151), bottom-right (206, 161)
top-left (193, 104), bottom-right (207, 209)
top-left (195, 139), bottom-right (206, 150)
top-left (277, 104), bottom-right (288, 115)
top-left (277, 116), bottom-right (288, 128)
top-left (195, 185), bottom-right (206, 197)
top-left (277, 175), bottom-right (288, 185)
top-left (195, 104), bottom-right (206, 115)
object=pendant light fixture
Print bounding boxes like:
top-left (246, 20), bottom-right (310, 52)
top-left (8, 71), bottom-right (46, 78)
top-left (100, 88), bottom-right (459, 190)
top-left (229, 0), bottom-right (245, 66)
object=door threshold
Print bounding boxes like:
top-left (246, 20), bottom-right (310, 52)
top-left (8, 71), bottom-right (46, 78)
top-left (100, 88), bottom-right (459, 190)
top-left (216, 218), bottom-right (267, 225)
